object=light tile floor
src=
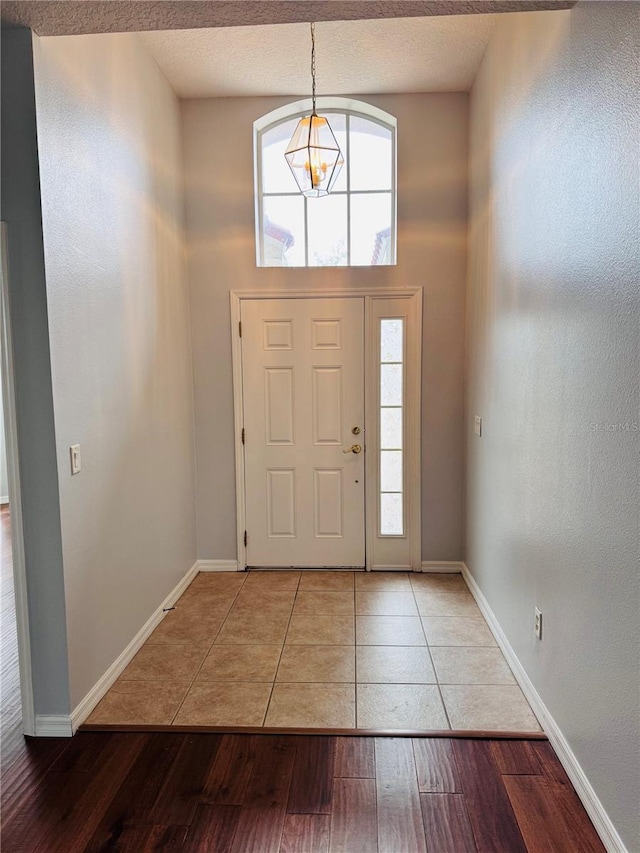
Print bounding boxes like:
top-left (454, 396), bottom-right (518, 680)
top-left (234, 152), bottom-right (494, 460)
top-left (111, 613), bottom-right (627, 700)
top-left (86, 571), bottom-right (541, 732)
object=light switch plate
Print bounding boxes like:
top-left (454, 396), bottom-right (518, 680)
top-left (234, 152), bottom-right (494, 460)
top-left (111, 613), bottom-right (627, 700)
top-left (474, 415), bottom-right (482, 437)
top-left (70, 444), bottom-right (81, 475)
top-left (535, 607), bottom-right (542, 640)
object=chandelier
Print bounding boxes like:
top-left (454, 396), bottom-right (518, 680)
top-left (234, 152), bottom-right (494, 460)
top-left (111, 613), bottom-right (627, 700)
top-left (284, 23), bottom-right (344, 198)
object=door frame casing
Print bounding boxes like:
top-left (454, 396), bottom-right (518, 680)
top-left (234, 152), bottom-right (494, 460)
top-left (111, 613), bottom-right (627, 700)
top-left (0, 223), bottom-right (36, 735)
top-left (230, 287), bottom-right (422, 572)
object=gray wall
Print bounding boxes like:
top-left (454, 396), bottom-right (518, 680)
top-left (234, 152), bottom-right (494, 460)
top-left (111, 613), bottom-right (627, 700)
top-left (0, 375), bottom-right (8, 501)
top-left (182, 93), bottom-right (468, 562)
top-left (32, 32), bottom-right (197, 709)
top-left (465, 4), bottom-right (640, 849)
top-left (0, 28), bottom-right (71, 717)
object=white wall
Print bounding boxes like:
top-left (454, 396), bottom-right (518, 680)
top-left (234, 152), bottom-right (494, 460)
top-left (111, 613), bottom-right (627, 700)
top-left (33, 32), bottom-right (197, 709)
top-left (466, 4), bottom-right (639, 849)
top-left (182, 93), bottom-right (468, 562)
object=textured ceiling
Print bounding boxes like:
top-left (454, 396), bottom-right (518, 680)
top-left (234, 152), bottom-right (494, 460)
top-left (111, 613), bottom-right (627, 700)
top-left (141, 15), bottom-right (498, 98)
top-left (2, 0), bottom-right (576, 37)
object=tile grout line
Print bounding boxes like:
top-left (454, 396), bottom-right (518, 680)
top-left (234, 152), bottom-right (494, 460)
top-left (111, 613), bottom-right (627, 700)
top-left (169, 572), bottom-right (249, 725)
top-left (261, 571), bottom-right (302, 727)
top-left (269, 572), bottom-right (357, 728)
top-left (411, 572), bottom-right (453, 731)
top-left (414, 573), bottom-right (536, 729)
top-left (94, 573), bottom-right (249, 726)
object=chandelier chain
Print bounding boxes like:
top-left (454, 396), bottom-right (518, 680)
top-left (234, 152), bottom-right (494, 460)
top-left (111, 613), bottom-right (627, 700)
top-left (310, 22), bottom-right (317, 115)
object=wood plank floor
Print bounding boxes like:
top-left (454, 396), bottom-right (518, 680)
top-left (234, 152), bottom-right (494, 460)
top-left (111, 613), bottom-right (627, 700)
top-left (1, 731), bottom-right (605, 852)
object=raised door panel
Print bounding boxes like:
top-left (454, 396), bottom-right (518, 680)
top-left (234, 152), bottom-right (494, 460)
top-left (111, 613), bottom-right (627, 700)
top-left (267, 469), bottom-right (296, 537)
top-left (313, 469), bottom-right (343, 538)
top-left (312, 368), bottom-right (342, 446)
top-left (264, 368), bottom-right (294, 445)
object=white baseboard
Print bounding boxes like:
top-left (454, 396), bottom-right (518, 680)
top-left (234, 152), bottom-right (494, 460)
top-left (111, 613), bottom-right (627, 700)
top-left (461, 563), bottom-right (627, 853)
top-left (35, 714), bottom-right (74, 737)
top-left (420, 561), bottom-right (463, 573)
top-left (70, 561), bottom-right (199, 732)
top-left (195, 561), bottom-right (463, 574)
top-left (197, 559), bottom-right (240, 572)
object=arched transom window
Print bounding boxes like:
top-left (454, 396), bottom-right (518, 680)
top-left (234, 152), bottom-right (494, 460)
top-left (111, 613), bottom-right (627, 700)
top-left (254, 98), bottom-right (396, 267)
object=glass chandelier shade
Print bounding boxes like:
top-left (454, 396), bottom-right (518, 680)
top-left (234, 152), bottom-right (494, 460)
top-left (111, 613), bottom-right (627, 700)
top-left (284, 23), bottom-right (344, 199)
top-left (284, 114), bottom-right (344, 198)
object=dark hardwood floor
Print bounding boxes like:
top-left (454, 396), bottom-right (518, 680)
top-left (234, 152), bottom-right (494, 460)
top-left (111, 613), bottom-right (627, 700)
top-left (1, 731), bottom-right (605, 852)
top-left (0, 504), bottom-right (605, 852)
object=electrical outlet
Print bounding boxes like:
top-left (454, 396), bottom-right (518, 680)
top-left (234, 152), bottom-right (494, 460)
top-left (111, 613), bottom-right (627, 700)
top-left (474, 415), bottom-right (482, 437)
top-left (534, 607), bottom-right (542, 640)
top-left (70, 444), bottom-right (81, 475)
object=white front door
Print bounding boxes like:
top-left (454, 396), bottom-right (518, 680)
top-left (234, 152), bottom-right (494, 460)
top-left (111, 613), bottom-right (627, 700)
top-left (242, 298), bottom-right (365, 567)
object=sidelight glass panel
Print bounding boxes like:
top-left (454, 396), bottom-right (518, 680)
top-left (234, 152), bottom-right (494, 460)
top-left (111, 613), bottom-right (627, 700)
top-left (380, 364), bottom-right (403, 406)
top-left (380, 318), bottom-right (403, 362)
top-left (380, 493), bottom-right (403, 536)
top-left (379, 318), bottom-right (405, 537)
top-left (380, 451), bottom-right (403, 492)
top-left (380, 408), bottom-right (403, 449)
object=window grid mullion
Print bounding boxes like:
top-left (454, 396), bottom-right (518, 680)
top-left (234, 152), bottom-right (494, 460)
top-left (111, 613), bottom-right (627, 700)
top-left (262, 190), bottom-right (391, 198)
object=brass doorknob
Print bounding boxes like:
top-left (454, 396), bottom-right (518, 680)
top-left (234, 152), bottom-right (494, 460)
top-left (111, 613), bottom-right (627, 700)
top-left (343, 444), bottom-right (362, 454)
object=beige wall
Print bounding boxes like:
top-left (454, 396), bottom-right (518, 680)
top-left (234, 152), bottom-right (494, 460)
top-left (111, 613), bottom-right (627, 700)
top-left (466, 4), bottom-right (639, 849)
top-left (33, 32), bottom-right (197, 708)
top-left (182, 93), bottom-right (468, 562)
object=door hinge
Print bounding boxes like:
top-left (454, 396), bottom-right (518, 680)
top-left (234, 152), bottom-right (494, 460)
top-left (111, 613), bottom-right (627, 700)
top-left (244, 530), bottom-right (248, 547)
top-left (241, 427), bottom-right (245, 445)
top-left (238, 321), bottom-right (242, 337)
